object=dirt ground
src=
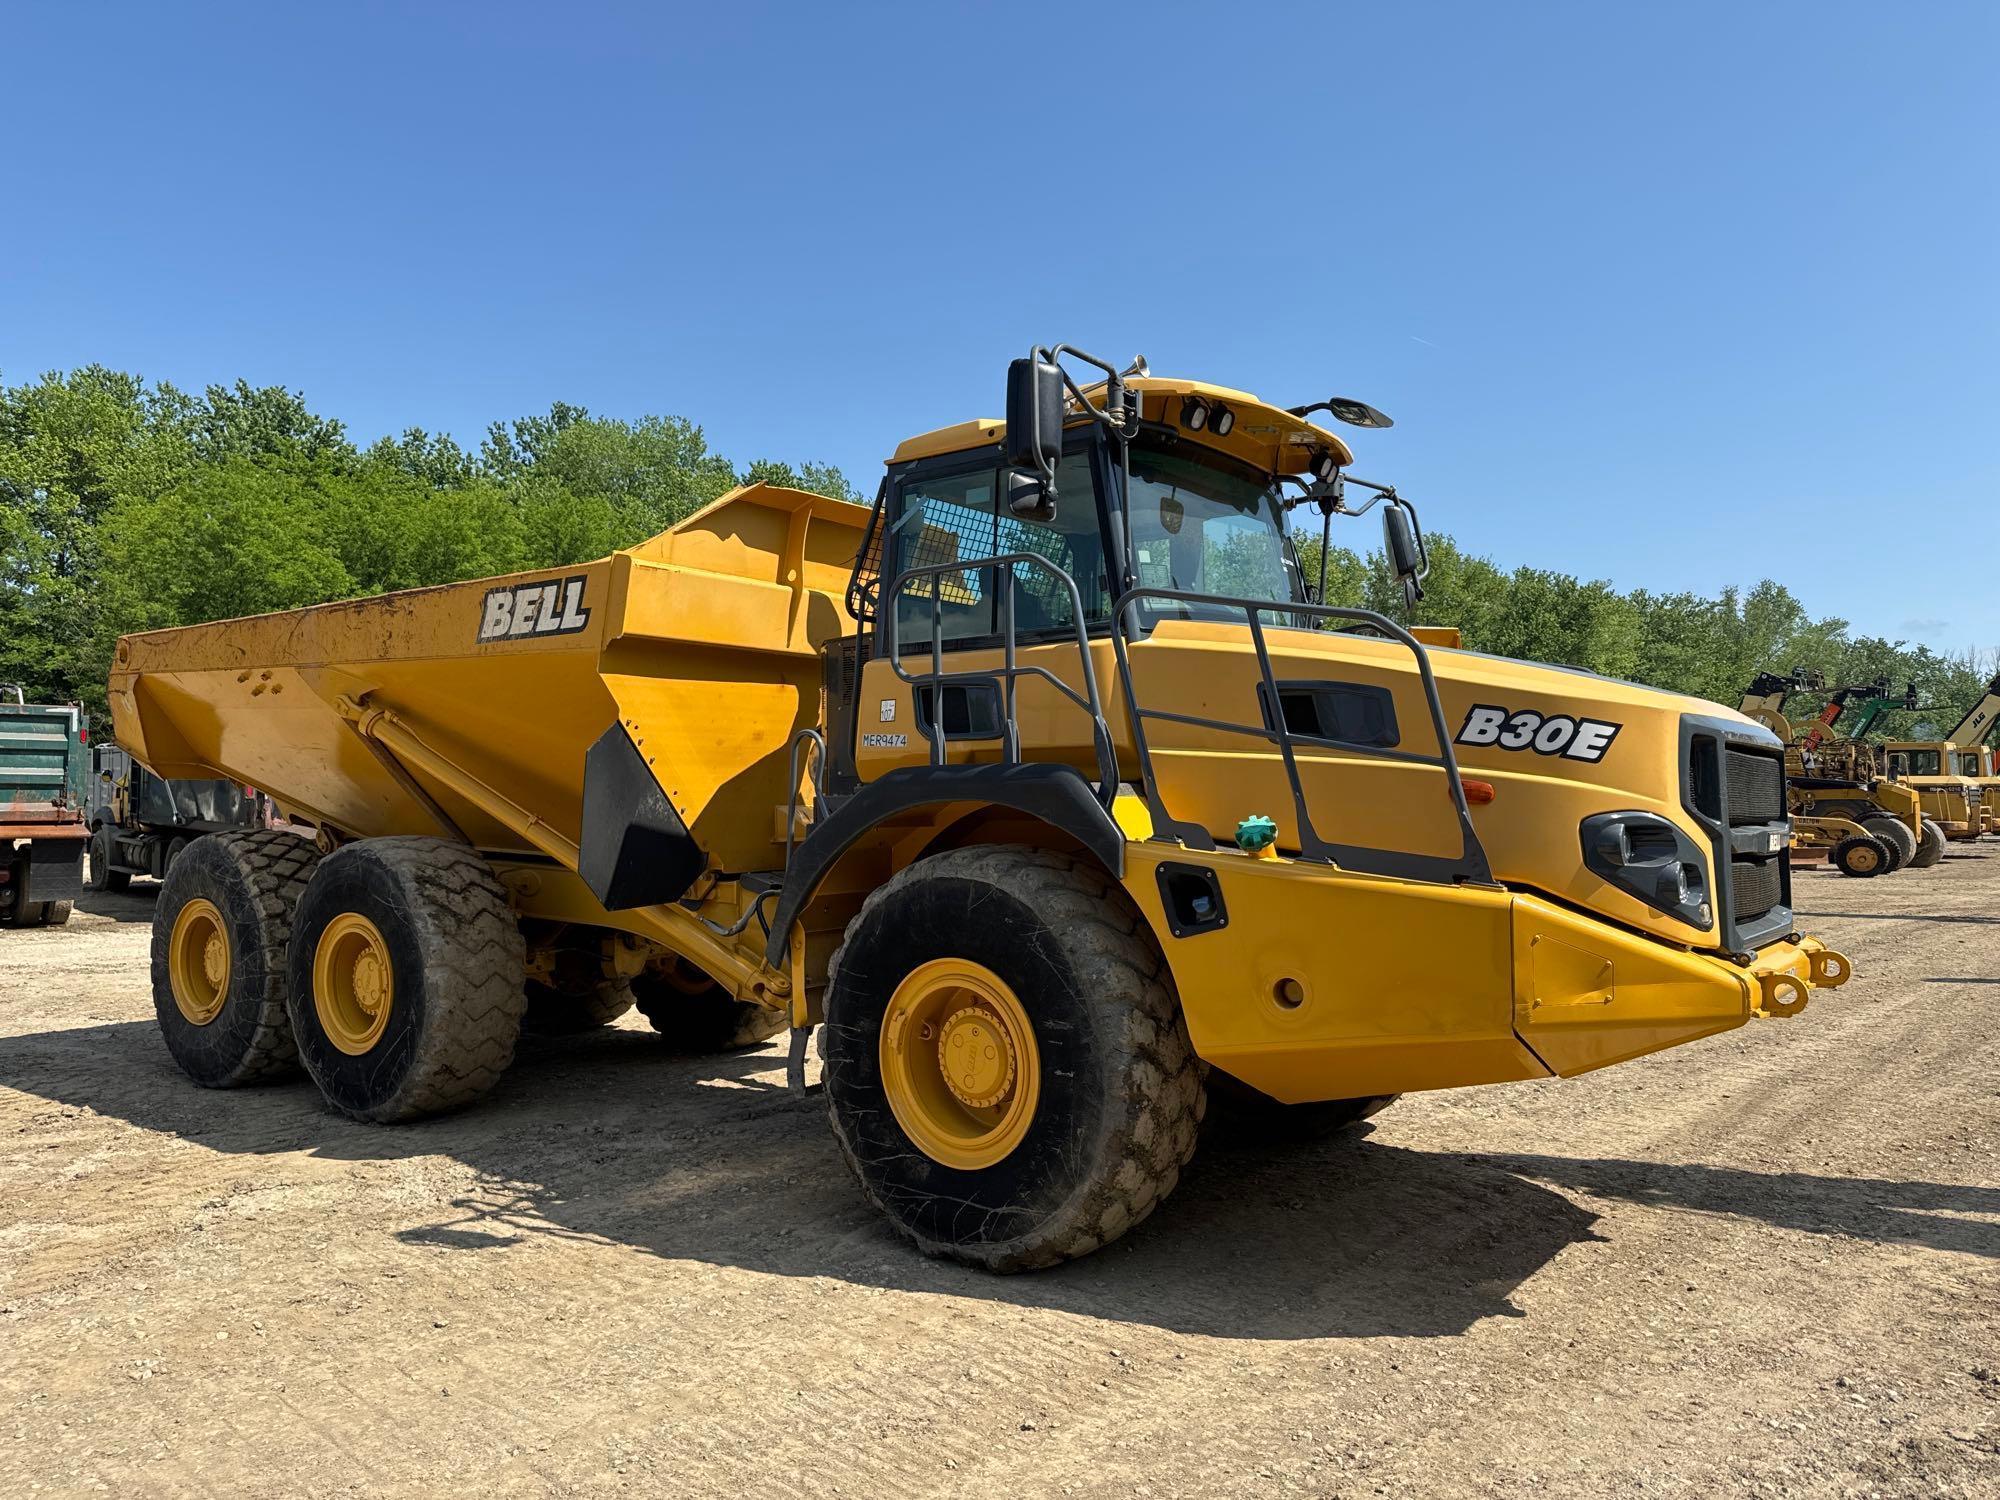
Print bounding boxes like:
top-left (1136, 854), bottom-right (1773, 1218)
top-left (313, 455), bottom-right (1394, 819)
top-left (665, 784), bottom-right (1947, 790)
top-left (2, 851), bottom-right (1995, 1500)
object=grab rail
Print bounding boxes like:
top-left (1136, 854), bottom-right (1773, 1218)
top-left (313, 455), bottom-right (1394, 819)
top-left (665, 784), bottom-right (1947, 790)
top-left (883, 552), bottom-right (1119, 800)
top-left (1108, 590), bottom-right (1493, 886)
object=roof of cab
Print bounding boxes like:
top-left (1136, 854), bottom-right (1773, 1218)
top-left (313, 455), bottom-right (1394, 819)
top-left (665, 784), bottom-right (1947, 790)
top-left (888, 376), bottom-right (1357, 472)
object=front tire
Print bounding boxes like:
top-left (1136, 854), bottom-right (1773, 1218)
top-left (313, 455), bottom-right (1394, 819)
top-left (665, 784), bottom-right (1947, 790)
top-left (151, 831), bottom-right (319, 1087)
top-left (1909, 817), bottom-right (1946, 868)
top-left (1831, 833), bottom-right (1891, 878)
top-left (287, 837), bottom-right (526, 1122)
top-left (821, 846), bottom-right (1204, 1272)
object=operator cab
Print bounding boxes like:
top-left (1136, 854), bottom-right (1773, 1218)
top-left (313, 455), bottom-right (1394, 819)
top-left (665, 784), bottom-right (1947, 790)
top-left (857, 357), bottom-right (1419, 656)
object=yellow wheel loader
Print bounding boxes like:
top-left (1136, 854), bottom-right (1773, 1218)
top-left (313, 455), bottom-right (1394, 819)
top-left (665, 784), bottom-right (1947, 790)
top-left (110, 347), bottom-right (1848, 1272)
top-left (1738, 672), bottom-right (1935, 871)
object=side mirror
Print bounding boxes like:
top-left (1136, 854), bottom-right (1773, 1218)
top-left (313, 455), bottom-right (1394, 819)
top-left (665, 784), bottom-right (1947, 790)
top-left (1004, 357), bottom-right (1064, 479)
top-left (1004, 467), bottom-right (1055, 523)
top-left (1384, 504), bottom-right (1425, 608)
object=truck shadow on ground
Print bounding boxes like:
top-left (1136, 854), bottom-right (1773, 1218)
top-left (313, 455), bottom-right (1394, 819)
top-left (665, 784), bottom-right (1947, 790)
top-left (5, 1017), bottom-right (1995, 1339)
top-left (72, 887), bottom-right (159, 924)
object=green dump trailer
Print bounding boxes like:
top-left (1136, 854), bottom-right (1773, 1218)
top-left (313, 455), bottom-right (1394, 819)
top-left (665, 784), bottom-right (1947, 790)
top-left (1, 685), bottom-right (89, 928)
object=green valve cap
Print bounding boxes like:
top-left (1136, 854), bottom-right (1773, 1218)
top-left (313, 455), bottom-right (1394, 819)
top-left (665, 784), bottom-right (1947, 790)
top-left (1234, 815), bottom-right (1278, 853)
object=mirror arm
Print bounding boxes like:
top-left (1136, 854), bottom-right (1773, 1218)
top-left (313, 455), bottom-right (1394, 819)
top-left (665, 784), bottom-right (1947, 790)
top-left (1033, 344), bottom-right (1141, 439)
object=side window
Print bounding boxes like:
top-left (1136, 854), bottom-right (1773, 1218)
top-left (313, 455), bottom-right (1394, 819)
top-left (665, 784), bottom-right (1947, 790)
top-left (893, 468), bottom-right (998, 647)
top-left (890, 451), bottom-right (1108, 649)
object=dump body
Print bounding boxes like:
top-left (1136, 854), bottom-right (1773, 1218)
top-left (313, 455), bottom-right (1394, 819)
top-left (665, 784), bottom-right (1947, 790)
top-left (112, 484), bottom-right (865, 998)
top-left (1, 691), bottom-right (89, 924)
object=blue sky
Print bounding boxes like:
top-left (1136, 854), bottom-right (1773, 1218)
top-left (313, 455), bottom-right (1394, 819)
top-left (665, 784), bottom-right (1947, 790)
top-left (6, 3), bottom-right (1995, 647)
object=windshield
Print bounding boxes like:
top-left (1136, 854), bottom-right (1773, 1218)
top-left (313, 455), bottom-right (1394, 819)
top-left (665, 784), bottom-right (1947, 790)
top-left (1899, 749), bottom-right (1943, 776)
top-left (1123, 439), bottom-right (1304, 620)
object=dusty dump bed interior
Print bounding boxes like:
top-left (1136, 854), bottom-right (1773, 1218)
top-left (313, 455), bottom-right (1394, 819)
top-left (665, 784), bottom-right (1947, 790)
top-left (108, 484), bottom-right (866, 879)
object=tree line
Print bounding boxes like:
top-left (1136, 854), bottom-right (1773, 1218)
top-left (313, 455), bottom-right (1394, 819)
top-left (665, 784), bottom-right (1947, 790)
top-left (3, 364), bottom-right (1992, 742)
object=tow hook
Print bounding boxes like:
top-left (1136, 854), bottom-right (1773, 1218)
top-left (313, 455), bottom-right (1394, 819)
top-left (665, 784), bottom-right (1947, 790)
top-left (1755, 972), bottom-right (1810, 1018)
top-left (1805, 946), bottom-right (1851, 988)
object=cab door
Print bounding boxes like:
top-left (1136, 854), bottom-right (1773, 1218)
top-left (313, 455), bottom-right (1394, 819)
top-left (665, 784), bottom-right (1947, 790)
top-left (852, 442), bottom-right (1118, 784)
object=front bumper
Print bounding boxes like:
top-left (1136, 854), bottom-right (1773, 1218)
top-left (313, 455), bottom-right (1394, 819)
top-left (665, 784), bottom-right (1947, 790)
top-left (1124, 846), bottom-right (1852, 1104)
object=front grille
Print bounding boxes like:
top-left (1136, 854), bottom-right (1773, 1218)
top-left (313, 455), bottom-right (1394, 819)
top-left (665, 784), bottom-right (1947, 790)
top-left (1686, 723), bottom-right (1793, 949)
top-left (1731, 857), bottom-right (1783, 921)
top-left (1724, 747), bottom-right (1785, 825)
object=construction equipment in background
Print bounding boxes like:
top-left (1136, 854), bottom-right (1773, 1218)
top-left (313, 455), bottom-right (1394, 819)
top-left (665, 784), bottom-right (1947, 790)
top-left (0, 685), bottom-right (88, 928)
top-left (1918, 672), bottom-right (2000, 836)
top-left (111, 346), bottom-right (1849, 1272)
top-left (1739, 671), bottom-right (1936, 873)
top-left (1841, 683), bottom-right (1985, 844)
top-left (85, 742), bottom-right (285, 892)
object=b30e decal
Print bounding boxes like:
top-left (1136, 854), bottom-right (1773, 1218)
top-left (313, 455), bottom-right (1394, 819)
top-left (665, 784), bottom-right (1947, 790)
top-left (1455, 704), bottom-right (1622, 763)
top-left (478, 576), bottom-right (591, 642)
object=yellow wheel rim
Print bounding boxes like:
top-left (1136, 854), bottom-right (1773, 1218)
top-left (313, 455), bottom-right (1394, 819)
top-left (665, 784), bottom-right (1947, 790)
top-left (1850, 844), bottom-right (1880, 872)
top-left (879, 958), bottom-right (1040, 1171)
top-left (168, 898), bottom-right (231, 1026)
top-left (313, 912), bottom-right (395, 1055)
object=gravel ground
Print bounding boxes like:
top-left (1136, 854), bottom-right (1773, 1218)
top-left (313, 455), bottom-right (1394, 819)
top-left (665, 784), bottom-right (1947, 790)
top-left (1, 850), bottom-right (1995, 1498)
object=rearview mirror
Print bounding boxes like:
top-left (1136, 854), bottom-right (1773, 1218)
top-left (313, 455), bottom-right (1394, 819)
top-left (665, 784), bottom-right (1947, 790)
top-left (1004, 357), bottom-right (1064, 478)
top-left (1004, 467), bottom-right (1055, 523)
top-left (1384, 504), bottom-right (1425, 607)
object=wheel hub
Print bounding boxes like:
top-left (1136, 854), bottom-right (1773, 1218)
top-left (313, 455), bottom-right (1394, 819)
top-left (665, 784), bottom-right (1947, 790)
top-left (878, 958), bottom-right (1041, 1171)
top-left (167, 898), bottom-right (231, 1027)
top-left (314, 912), bottom-right (396, 1056)
top-left (938, 1006), bottom-right (1015, 1109)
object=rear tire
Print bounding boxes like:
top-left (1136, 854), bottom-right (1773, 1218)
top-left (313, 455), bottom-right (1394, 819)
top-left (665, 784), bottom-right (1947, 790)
top-left (151, 831), bottom-right (319, 1087)
top-left (287, 837), bottom-right (527, 1123)
top-left (1909, 817), bottom-right (1946, 868)
top-left (821, 846), bottom-right (1204, 1272)
top-left (1862, 817), bottom-right (1917, 871)
top-left (630, 959), bottom-right (786, 1052)
top-left (1831, 834), bottom-right (1891, 878)
top-left (36, 900), bottom-right (73, 926)
top-left (522, 932), bottom-right (636, 1035)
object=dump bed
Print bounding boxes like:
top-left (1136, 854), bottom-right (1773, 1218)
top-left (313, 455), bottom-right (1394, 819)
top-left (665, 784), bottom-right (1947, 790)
top-left (108, 485), bottom-right (865, 878)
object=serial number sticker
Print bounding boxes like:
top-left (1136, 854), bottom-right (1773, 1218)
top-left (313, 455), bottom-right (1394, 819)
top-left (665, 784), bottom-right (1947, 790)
top-left (861, 733), bottom-right (908, 749)
top-left (478, 576), bottom-right (591, 642)
top-left (1454, 704), bottom-right (1622, 763)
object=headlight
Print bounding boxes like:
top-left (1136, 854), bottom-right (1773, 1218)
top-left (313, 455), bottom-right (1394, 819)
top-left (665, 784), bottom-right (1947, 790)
top-left (1581, 811), bottom-right (1714, 931)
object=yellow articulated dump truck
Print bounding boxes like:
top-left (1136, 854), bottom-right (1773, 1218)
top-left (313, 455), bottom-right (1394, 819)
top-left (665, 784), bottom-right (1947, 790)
top-left (110, 346), bottom-right (1850, 1271)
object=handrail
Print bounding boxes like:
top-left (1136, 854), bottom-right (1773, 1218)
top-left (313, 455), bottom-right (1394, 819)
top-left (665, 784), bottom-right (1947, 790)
top-left (1109, 588), bottom-right (1493, 886)
top-left (784, 725), bottom-right (825, 872)
top-left (883, 552), bottom-right (1119, 801)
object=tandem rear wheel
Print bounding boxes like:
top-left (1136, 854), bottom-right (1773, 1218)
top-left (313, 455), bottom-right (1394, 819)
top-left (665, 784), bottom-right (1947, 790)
top-left (153, 831), bottom-right (319, 1086)
top-left (820, 846), bottom-right (1205, 1273)
top-left (285, 837), bottom-right (527, 1122)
